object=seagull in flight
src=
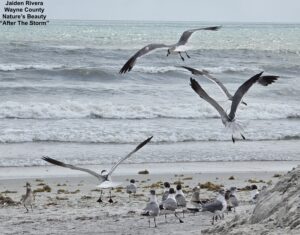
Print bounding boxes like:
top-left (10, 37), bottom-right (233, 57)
top-left (181, 66), bottom-right (279, 105)
top-left (190, 72), bottom-right (273, 143)
top-left (119, 26), bottom-right (221, 74)
top-left (42, 136), bottom-right (153, 203)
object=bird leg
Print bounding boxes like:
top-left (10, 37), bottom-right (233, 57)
top-left (211, 216), bottom-right (215, 225)
top-left (148, 218), bottom-right (151, 228)
top-left (174, 212), bottom-right (184, 223)
top-left (166, 50), bottom-right (170, 57)
top-left (185, 51), bottom-right (191, 58)
top-left (178, 52), bottom-right (185, 61)
top-left (164, 213), bottom-right (167, 222)
top-left (24, 204), bottom-right (29, 213)
top-left (108, 190), bottom-right (113, 203)
top-left (241, 134), bottom-right (246, 140)
top-left (154, 217), bottom-right (157, 227)
top-left (232, 135), bottom-right (235, 143)
top-left (242, 101), bottom-right (247, 106)
top-left (30, 204), bottom-right (33, 212)
top-left (97, 190), bottom-right (103, 203)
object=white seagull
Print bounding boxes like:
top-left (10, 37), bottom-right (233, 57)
top-left (119, 26), bottom-right (221, 74)
top-left (162, 188), bottom-right (184, 223)
top-left (181, 66), bottom-right (279, 105)
top-left (21, 182), bottom-right (33, 213)
top-left (202, 189), bottom-right (227, 225)
top-left (42, 136), bottom-right (152, 203)
top-left (126, 179), bottom-right (137, 198)
top-left (190, 72), bottom-right (274, 143)
top-left (141, 189), bottom-right (160, 228)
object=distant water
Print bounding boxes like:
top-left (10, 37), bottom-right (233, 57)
top-left (0, 20), bottom-right (299, 167)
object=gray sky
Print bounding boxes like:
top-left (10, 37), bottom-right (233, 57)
top-left (44, 0), bottom-right (300, 22)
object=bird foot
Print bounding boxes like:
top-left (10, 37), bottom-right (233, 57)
top-left (97, 197), bottom-right (103, 203)
top-left (108, 198), bottom-right (113, 203)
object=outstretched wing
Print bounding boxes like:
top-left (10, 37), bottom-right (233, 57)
top-left (228, 72), bottom-right (263, 120)
top-left (107, 136), bottom-right (153, 176)
top-left (42, 156), bottom-right (104, 181)
top-left (258, 75), bottom-right (279, 86)
top-left (190, 78), bottom-right (228, 120)
top-left (119, 44), bottom-right (169, 74)
top-left (177, 26), bottom-right (221, 45)
top-left (181, 66), bottom-right (233, 99)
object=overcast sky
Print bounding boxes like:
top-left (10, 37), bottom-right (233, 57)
top-left (43, 0), bottom-right (300, 22)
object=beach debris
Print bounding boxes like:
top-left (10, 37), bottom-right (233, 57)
top-left (0, 194), bottom-right (18, 206)
top-left (33, 184), bottom-right (51, 193)
top-left (1, 190), bottom-right (17, 194)
top-left (273, 173), bottom-right (282, 178)
top-left (248, 179), bottom-right (265, 184)
top-left (138, 169), bottom-right (149, 174)
top-left (81, 195), bottom-right (92, 200)
top-left (229, 176), bottom-right (235, 180)
top-left (36, 183), bottom-right (46, 186)
top-left (200, 181), bottom-right (224, 191)
top-left (57, 183), bottom-right (67, 186)
top-left (115, 187), bottom-right (123, 193)
top-left (182, 177), bottom-right (193, 180)
top-left (35, 179), bottom-right (43, 182)
top-left (55, 196), bottom-right (68, 200)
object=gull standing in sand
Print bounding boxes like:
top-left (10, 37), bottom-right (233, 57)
top-left (42, 136), bottom-right (153, 203)
top-left (190, 72), bottom-right (276, 142)
top-left (162, 188), bottom-right (184, 223)
top-left (228, 187), bottom-right (239, 212)
top-left (21, 182), bottom-right (33, 213)
top-left (160, 181), bottom-right (171, 209)
top-left (175, 184), bottom-right (187, 217)
top-left (126, 179), bottom-right (137, 198)
top-left (119, 26), bottom-right (221, 73)
top-left (202, 189), bottom-right (227, 225)
top-left (181, 66), bottom-right (279, 105)
top-left (141, 190), bottom-right (160, 228)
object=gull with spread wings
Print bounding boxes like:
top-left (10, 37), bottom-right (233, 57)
top-left (190, 72), bottom-right (272, 143)
top-left (181, 66), bottom-right (278, 105)
top-left (42, 136), bottom-right (153, 203)
top-left (119, 26), bottom-right (221, 74)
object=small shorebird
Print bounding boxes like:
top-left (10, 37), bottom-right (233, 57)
top-left (22, 182), bottom-right (33, 213)
top-left (181, 66), bottom-right (278, 105)
top-left (202, 189), bottom-right (227, 225)
top-left (250, 184), bottom-right (259, 203)
top-left (190, 72), bottom-right (275, 142)
top-left (119, 26), bottom-right (221, 73)
top-left (162, 188), bottom-right (184, 223)
top-left (42, 136), bottom-right (152, 203)
top-left (141, 190), bottom-right (160, 228)
top-left (175, 184), bottom-right (187, 217)
top-left (126, 179), bottom-right (137, 198)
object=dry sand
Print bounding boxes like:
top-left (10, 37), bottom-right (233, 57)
top-left (0, 161), bottom-right (299, 235)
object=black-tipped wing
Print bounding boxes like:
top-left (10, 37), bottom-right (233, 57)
top-left (107, 136), bottom-right (153, 176)
top-left (202, 200), bottom-right (223, 213)
top-left (228, 72), bottom-right (263, 120)
top-left (42, 156), bottom-right (104, 181)
top-left (181, 66), bottom-right (233, 99)
top-left (190, 78), bottom-right (227, 119)
top-left (258, 75), bottom-right (279, 86)
top-left (119, 44), bottom-right (169, 74)
top-left (177, 26), bottom-right (221, 45)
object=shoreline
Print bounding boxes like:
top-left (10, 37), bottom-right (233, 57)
top-left (0, 160), bottom-right (299, 180)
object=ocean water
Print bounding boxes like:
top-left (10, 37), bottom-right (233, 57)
top-left (0, 20), bottom-right (299, 167)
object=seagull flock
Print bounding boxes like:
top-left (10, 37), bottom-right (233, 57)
top-left (21, 25), bottom-right (278, 229)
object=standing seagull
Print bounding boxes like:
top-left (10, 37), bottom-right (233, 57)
top-left (21, 182), bottom-right (33, 213)
top-left (202, 189), bottom-right (227, 225)
top-left (181, 66), bottom-right (278, 105)
top-left (126, 179), bottom-right (137, 198)
top-left (190, 72), bottom-right (271, 142)
top-left (119, 26), bottom-right (221, 74)
top-left (162, 188), bottom-right (184, 223)
top-left (141, 190), bottom-right (160, 228)
top-left (228, 187), bottom-right (239, 212)
top-left (42, 136), bottom-right (153, 203)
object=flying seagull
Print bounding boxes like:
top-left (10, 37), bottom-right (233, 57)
top-left (42, 136), bottom-right (153, 203)
top-left (181, 66), bottom-right (279, 105)
top-left (190, 72), bottom-right (268, 143)
top-left (119, 26), bottom-right (221, 74)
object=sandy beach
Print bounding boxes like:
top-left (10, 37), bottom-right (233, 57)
top-left (1, 161), bottom-right (299, 234)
